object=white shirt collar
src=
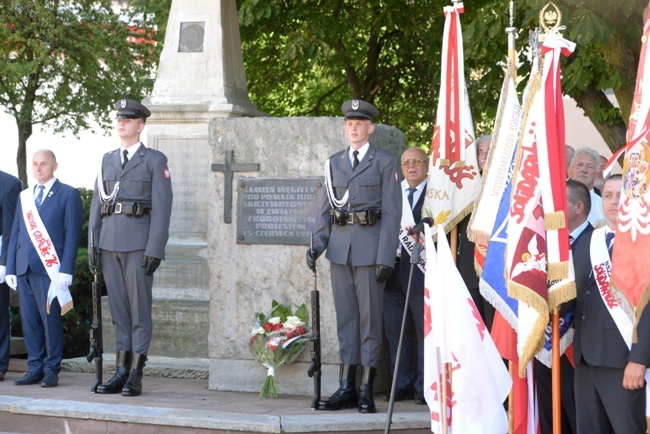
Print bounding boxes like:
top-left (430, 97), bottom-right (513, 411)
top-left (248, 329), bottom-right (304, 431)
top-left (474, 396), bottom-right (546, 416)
top-left (34, 177), bottom-right (57, 200)
top-left (121, 142), bottom-right (143, 161)
top-left (569, 220), bottom-right (589, 243)
top-left (349, 142), bottom-right (370, 166)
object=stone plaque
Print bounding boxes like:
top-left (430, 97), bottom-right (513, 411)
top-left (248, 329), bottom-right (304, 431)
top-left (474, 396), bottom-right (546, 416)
top-left (179, 22), bottom-right (205, 52)
top-left (237, 178), bottom-right (325, 245)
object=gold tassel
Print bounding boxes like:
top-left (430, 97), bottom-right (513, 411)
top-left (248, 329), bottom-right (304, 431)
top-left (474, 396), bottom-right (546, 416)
top-left (544, 211), bottom-right (566, 230)
top-left (439, 159), bottom-right (451, 167)
top-left (547, 261), bottom-right (568, 281)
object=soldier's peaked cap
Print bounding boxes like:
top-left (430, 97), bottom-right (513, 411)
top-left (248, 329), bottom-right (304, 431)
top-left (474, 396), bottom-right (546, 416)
top-left (115, 99), bottom-right (151, 120)
top-left (341, 99), bottom-right (378, 121)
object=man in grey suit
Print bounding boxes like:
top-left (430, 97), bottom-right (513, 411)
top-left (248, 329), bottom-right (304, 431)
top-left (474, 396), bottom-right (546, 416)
top-left (89, 99), bottom-right (173, 397)
top-left (306, 99), bottom-right (402, 414)
top-left (0, 171), bottom-right (22, 381)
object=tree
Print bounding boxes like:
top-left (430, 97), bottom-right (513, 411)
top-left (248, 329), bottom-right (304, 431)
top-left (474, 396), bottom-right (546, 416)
top-left (463, 0), bottom-right (644, 155)
top-left (0, 0), bottom-right (162, 186)
top-left (237, 0), bottom-right (646, 154)
top-left (237, 0), bottom-right (447, 148)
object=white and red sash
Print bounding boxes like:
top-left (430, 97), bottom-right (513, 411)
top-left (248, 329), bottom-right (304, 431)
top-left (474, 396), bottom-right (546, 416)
top-left (398, 188), bottom-right (426, 274)
top-left (590, 226), bottom-right (650, 414)
top-left (19, 190), bottom-right (73, 315)
top-left (590, 227), bottom-right (633, 345)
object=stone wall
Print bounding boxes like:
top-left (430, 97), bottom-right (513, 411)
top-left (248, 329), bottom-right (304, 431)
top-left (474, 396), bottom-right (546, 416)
top-left (207, 116), bottom-right (405, 395)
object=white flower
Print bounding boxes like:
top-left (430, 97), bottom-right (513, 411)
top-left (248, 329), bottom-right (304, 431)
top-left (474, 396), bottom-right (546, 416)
top-left (251, 326), bottom-right (265, 336)
top-left (283, 316), bottom-right (305, 330)
top-left (268, 316), bottom-right (281, 325)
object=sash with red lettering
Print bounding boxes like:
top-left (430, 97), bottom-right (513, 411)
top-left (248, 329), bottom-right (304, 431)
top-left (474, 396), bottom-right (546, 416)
top-left (19, 190), bottom-right (73, 315)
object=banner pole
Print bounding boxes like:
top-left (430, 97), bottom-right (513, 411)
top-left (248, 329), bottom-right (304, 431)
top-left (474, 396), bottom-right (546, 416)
top-left (551, 307), bottom-right (562, 434)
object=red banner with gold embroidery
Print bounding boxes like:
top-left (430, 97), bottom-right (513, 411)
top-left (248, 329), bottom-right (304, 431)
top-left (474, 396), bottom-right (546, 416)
top-left (611, 12), bottom-right (650, 331)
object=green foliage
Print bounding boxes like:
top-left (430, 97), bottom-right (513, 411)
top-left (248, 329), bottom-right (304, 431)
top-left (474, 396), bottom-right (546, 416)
top-left (238, 0), bottom-right (646, 152)
top-left (0, 0), bottom-right (167, 183)
top-left (237, 0), bottom-right (448, 148)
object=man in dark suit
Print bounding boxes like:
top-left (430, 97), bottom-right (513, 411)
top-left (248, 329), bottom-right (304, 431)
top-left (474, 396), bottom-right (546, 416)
top-left (381, 146), bottom-right (428, 405)
top-left (89, 99), bottom-right (173, 397)
top-left (536, 179), bottom-right (593, 434)
top-left (0, 170), bottom-right (22, 381)
top-left (5, 150), bottom-right (83, 387)
top-left (573, 174), bottom-right (650, 433)
top-left (307, 99), bottom-right (402, 413)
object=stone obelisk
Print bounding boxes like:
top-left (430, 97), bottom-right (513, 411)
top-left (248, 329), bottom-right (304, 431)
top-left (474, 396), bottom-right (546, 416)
top-left (100, 0), bottom-right (263, 371)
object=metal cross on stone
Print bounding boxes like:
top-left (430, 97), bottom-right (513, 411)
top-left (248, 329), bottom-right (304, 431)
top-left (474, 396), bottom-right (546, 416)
top-left (211, 150), bottom-right (260, 224)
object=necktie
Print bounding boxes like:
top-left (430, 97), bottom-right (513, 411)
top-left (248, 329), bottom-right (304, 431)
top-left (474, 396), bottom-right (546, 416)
top-left (35, 185), bottom-right (45, 210)
top-left (352, 150), bottom-right (359, 171)
top-left (122, 149), bottom-right (129, 169)
top-left (606, 231), bottom-right (615, 258)
top-left (407, 187), bottom-right (417, 209)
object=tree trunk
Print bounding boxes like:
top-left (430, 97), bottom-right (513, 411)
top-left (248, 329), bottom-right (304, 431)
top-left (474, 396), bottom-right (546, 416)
top-left (16, 119), bottom-right (32, 188)
top-left (572, 86), bottom-right (628, 155)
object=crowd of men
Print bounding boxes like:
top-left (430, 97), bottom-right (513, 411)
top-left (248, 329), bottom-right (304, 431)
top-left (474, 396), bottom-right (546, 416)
top-left (307, 99), bottom-right (639, 433)
top-left (0, 96), bottom-right (641, 432)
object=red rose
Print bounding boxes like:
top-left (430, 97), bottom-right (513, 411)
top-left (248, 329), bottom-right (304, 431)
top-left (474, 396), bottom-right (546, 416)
top-left (262, 323), bottom-right (273, 332)
top-left (296, 326), bottom-right (307, 336)
top-left (285, 329), bottom-right (296, 339)
top-left (272, 323), bottom-right (283, 331)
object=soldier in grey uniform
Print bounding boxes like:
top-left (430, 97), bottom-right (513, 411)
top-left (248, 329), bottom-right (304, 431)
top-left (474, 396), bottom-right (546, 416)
top-left (306, 99), bottom-right (402, 413)
top-left (88, 99), bottom-right (173, 397)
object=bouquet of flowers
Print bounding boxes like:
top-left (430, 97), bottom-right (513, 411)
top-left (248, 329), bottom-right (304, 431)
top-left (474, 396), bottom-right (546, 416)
top-left (249, 299), bottom-right (310, 398)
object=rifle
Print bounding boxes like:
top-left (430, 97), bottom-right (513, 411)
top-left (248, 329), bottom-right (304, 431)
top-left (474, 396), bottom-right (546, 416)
top-left (307, 234), bottom-right (321, 410)
top-left (86, 231), bottom-right (103, 393)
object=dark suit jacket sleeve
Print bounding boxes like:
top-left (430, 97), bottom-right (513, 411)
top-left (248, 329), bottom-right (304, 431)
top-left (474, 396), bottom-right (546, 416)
top-left (6, 198), bottom-right (21, 276)
top-left (60, 187), bottom-right (84, 275)
top-left (1, 177), bottom-right (22, 265)
top-left (145, 153), bottom-right (173, 260)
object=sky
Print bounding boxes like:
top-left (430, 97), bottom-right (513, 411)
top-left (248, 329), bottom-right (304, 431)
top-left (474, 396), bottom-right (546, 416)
top-left (0, 111), bottom-right (128, 189)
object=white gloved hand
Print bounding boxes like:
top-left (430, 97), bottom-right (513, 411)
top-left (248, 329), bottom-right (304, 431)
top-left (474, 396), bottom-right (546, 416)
top-left (0, 265), bottom-right (5, 284)
top-left (6, 274), bottom-right (17, 290)
top-left (59, 273), bottom-right (73, 291)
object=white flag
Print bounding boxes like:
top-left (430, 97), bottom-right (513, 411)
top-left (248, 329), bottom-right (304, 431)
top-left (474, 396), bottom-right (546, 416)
top-left (424, 224), bottom-right (511, 433)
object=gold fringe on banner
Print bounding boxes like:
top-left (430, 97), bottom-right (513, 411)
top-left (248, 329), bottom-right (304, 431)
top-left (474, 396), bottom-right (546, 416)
top-left (547, 260), bottom-right (568, 281)
top-left (507, 279), bottom-right (549, 377)
top-left (544, 211), bottom-right (566, 231)
top-left (546, 274), bottom-right (576, 309)
top-left (439, 158), bottom-right (451, 167)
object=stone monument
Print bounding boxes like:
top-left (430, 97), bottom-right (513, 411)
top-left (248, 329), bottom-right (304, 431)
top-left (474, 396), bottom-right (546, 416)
top-left (207, 117), bottom-right (405, 394)
top-left (100, 0), bottom-right (263, 369)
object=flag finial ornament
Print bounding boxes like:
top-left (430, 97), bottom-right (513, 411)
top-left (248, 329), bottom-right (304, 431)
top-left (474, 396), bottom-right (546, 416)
top-left (539, 3), bottom-right (563, 41)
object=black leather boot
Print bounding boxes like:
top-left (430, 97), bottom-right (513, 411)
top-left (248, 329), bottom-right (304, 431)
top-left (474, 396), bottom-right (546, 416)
top-left (97, 351), bottom-right (132, 394)
top-left (121, 353), bottom-right (147, 397)
top-left (358, 366), bottom-right (376, 413)
top-left (317, 364), bottom-right (358, 410)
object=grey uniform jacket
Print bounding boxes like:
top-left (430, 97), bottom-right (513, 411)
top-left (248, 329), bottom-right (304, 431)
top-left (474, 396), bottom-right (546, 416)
top-left (313, 144), bottom-right (402, 268)
top-left (89, 145), bottom-right (173, 259)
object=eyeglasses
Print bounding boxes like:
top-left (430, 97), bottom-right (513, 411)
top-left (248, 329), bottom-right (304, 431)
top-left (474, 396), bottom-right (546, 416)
top-left (401, 159), bottom-right (426, 166)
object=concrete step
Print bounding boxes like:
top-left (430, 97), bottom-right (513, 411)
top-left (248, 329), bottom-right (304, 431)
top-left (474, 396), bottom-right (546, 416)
top-left (0, 370), bottom-right (431, 434)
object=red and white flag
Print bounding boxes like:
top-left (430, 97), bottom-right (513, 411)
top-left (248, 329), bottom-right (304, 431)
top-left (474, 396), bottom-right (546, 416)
top-left (610, 12), bottom-right (650, 330)
top-left (423, 3), bottom-right (481, 240)
top-left (506, 34), bottom-right (575, 374)
top-left (423, 224), bottom-right (511, 434)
